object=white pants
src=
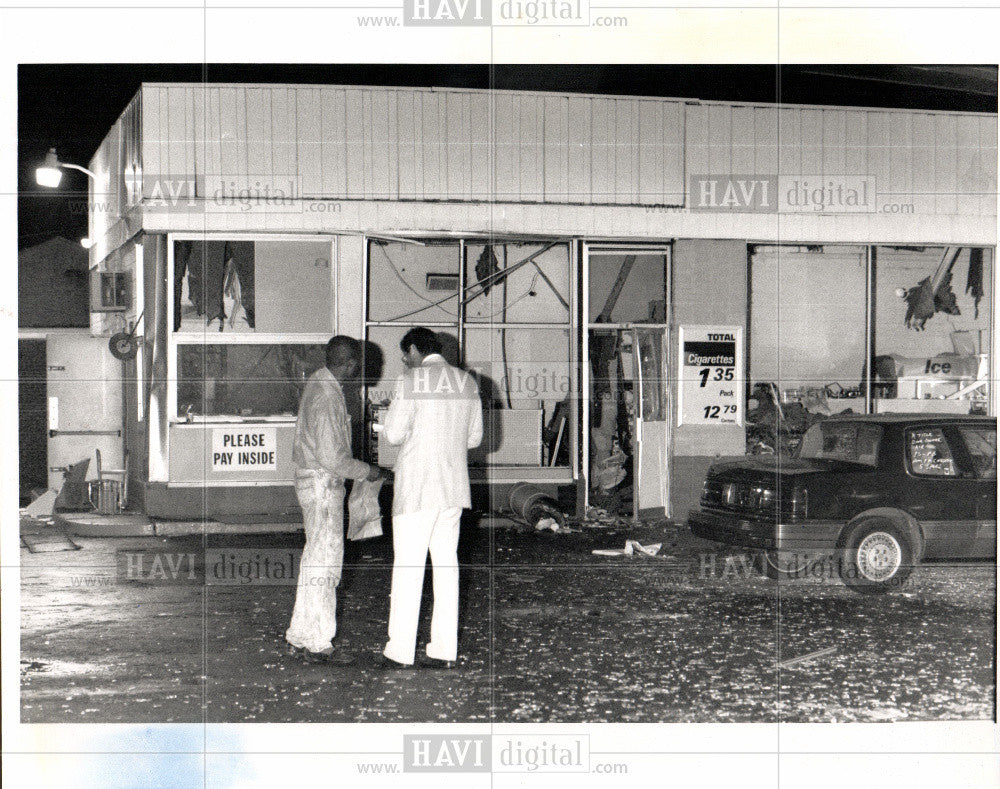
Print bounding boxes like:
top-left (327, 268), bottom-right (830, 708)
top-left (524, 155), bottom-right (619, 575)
top-left (285, 471), bottom-right (345, 653)
top-left (383, 507), bottom-right (462, 665)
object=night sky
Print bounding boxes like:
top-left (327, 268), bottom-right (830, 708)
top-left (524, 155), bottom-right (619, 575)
top-left (18, 64), bottom-right (997, 248)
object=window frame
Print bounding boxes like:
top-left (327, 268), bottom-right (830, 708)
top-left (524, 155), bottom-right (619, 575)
top-left (166, 232), bottom-right (337, 424)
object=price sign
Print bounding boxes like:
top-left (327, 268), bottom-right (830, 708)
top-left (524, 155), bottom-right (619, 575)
top-left (678, 326), bottom-right (743, 426)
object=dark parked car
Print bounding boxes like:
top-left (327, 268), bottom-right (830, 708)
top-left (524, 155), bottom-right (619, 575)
top-left (688, 414), bottom-right (997, 593)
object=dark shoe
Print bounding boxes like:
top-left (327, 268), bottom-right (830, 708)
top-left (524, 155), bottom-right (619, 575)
top-left (371, 654), bottom-right (413, 670)
top-left (418, 655), bottom-right (455, 670)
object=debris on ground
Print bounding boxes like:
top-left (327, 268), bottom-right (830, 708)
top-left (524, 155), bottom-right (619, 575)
top-left (592, 540), bottom-right (663, 558)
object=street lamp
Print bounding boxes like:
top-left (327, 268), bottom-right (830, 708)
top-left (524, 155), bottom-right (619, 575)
top-left (35, 147), bottom-right (96, 187)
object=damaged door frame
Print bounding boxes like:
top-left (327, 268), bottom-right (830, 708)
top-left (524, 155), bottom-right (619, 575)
top-left (581, 243), bottom-right (673, 518)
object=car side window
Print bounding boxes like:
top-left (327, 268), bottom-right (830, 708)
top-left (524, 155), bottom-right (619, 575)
top-left (907, 428), bottom-right (958, 477)
top-left (957, 426), bottom-right (997, 480)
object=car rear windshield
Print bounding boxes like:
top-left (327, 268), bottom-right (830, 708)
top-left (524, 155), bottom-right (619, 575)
top-left (797, 422), bottom-right (882, 466)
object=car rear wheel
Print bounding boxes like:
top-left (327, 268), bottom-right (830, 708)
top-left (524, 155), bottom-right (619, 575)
top-left (839, 518), bottom-right (914, 594)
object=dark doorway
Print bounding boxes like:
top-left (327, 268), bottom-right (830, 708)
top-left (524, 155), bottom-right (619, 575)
top-left (19, 339), bottom-right (47, 505)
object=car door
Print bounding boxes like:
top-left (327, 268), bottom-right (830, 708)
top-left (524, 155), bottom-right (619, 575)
top-left (901, 424), bottom-right (982, 559)
top-left (951, 423), bottom-right (997, 559)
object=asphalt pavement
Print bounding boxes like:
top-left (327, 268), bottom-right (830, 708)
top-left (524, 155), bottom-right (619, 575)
top-left (19, 515), bottom-right (996, 723)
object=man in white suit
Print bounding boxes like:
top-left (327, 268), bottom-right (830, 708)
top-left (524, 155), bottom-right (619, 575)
top-left (379, 328), bottom-right (483, 669)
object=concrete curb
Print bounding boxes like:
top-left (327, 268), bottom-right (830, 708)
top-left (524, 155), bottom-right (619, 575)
top-left (54, 511), bottom-right (303, 538)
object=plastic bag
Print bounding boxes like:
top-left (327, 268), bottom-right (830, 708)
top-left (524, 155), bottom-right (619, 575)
top-left (347, 478), bottom-right (384, 540)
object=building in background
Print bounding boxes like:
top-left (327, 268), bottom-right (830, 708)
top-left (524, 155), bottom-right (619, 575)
top-left (80, 82), bottom-right (996, 521)
top-left (17, 237), bottom-right (114, 505)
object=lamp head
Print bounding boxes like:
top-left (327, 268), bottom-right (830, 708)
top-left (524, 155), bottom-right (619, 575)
top-left (36, 148), bottom-right (63, 187)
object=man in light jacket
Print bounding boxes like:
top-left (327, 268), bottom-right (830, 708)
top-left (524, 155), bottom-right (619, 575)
top-left (286, 336), bottom-right (382, 664)
top-left (380, 328), bottom-right (483, 668)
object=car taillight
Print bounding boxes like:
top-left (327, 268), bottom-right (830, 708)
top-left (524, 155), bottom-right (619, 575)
top-left (789, 488), bottom-right (808, 520)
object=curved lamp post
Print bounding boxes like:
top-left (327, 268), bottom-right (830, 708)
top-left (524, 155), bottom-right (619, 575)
top-left (36, 147), bottom-right (98, 247)
top-left (35, 147), bottom-right (97, 187)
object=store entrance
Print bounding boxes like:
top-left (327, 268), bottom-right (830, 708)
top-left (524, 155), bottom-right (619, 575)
top-left (584, 247), bottom-right (670, 518)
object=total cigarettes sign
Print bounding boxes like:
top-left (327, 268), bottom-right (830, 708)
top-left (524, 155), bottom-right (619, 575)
top-left (212, 427), bottom-right (277, 471)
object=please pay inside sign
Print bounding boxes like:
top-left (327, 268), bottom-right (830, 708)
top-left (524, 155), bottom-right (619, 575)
top-left (212, 427), bottom-right (277, 471)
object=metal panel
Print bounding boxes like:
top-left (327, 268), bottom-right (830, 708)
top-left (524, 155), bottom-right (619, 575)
top-left (544, 94), bottom-right (569, 201)
top-left (707, 103), bottom-right (731, 176)
top-left (821, 109), bottom-right (847, 175)
top-left (446, 91), bottom-right (471, 200)
top-left (131, 84), bottom-right (994, 215)
top-left (420, 91), bottom-right (444, 199)
top-left (730, 105), bottom-right (755, 174)
top-left (753, 106), bottom-right (778, 175)
top-left (910, 113), bottom-right (937, 214)
top-left (469, 91), bottom-right (491, 199)
top-left (590, 98), bottom-right (615, 205)
top-left (494, 92), bottom-right (518, 201)
top-left (567, 96), bottom-right (590, 201)
top-left (519, 94), bottom-right (544, 202)
top-left (934, 113), bottom-right (959, 215)
top-left (321, 87), bottom-right (348, 197)
top-left (296, 87), bottom-right (322, 197)
top-left (638, 100), bottom-right (665, 202)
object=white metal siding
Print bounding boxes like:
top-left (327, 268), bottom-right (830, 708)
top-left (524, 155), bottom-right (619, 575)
top-left (684, 102), bottom-right (997, 216)
top-left (139, 84), bottom-right (689, 207)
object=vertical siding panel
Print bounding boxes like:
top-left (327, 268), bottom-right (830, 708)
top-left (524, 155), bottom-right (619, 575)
top-left (251, 88), bottom-right (276, 186)
top-left (753, 106), bottom-right (777, 177)
top-left (320, 88), bottom-right (347, 198)
top-left (189, 87), bottom-right (206, 199)
top-left (217, 88), bottom-right (239, 187)
top-left (954, 114), bottom-right (981, 215)
top-left (685, 104), bottom-right (709, 206)
top-left (729, 105), bottom-right (755, 175)
top-left (270, 88), bottom-right (297, 190)
top-left (296, 87), bottom-right (322, 198)
top-left (821, 109), bottom-right (847, 176)
top-left (637, 100), bottom-right (663, 203)
top-left (662, 101), bottom-right (685, 204)
top-left (236, 87), bottom-right (252, 191)
top-left (910, 113), bottom-right (936, 214)
top-left (590, 98), bottom-right (614, 204)
top-left (369, 89), bottom-right (392, 199)
top-left (977, 116), bottom-right (997, 216)
top-left (396, 90), bottom-right (418, 199)
top-left (345, 89), bottom-right (365, 198)
top-left (204, 88), bottom-right (223, 190)
top-left (444, 92), bottom-right (470, 200)
top-left (493, 92), bottom-right (516, 201)
top-left (613, 98), bottom-right (637, 204)
top-left (867, 112), bottom-right (891, 212)
top-left (166, 86), bottom-right (190, 184)
top-left (361, 91), bottom-right (374, 199)
top-left (566, 97), bottom-right (591, 203)
top-left (777, 107), bottom-right (801, 179)
top-left (519, 95), bottom-right (544, 202)
top-left (706, 104), bottom-right (731, 178)
top-left (888, 112), bottom-right (913, 215)
top-left (933, 114), bottom-right (958, 215)
top-left (544, 95), bottom-right (569, 202)
top-left (419, 92), bottom-right (441, 199)
top-left (141, 87), bottom-right (161, 198)
top-left (842, 110), bottom-right (866, 176)
top-left (469, 91), bottom-right (490, 200)
top-left (799, 108), bottom-right (823, 176)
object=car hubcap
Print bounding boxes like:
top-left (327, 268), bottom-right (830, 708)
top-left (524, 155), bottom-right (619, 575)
top-left (856, 531), bottom-right (902, 582)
